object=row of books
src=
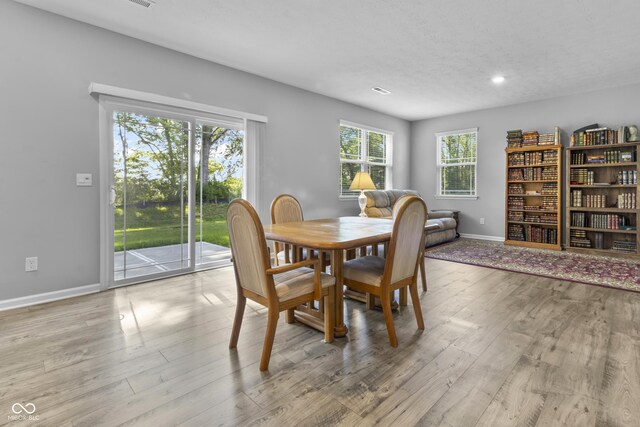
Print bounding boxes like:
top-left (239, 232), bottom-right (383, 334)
top-left (612, 241), bottom-right (637, 252)
top-left (570, 212), bottom-right (633, 229)
top-left (542, 196), bottom-right (558, 210)
top-left (508, 167), bottom-right (558, 181)
top-left (541, 182), bottom-right (558, 196)
top-left (508, 204), bottom-right (558, 211)
top-left (538, 133), bottom-right (556, 146)
top-left (508, 204), bottom-right (558, 214)
top-left (508, 211), bottom-right (524, 221)
top-left (507, 151), bottom-right (559, 166)
top-left (617, 193), bottom-right (637, 209)
top-left (541, 167), bottom-right (558, 180)
top-left (506, 128), bottom-right (560, 147)
top-left (617, 170), bottom-right (637, 185)
top-left (569, 230), bottom-right (591, 248)
top-left (570, 191), bottom-right (607, 208)
top-left (570, 169), bottom-right (594, 185)
top-left (568, 171), bottom-right (636, 185)
top-left (507, 224), bottom-right (557, 244)
top-left (522, 131), bottom-right (540, 146)
top-left (570, 127), bottom-right (630, 146)
top-left (522, 213), bottom-right (557, 224)
top-left (508, 197), bottom-right (524, 209)
top-left (507, 130), bottom-right (522, 147)
top-left (571, 233), bottom-right (637, 252)
top-left (571, 212), bottom-right (588, 227)
top-left (588, 214), bottom-right (631, 230)
top-left (570, 150), bottom-right (635, 165)
top-left (508, 183), bottom-right (524, 194)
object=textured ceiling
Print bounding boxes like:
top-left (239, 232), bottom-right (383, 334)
top-left (13, 0), bottom-right (640, 120)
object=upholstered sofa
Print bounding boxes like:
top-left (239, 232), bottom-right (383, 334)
top-left (364, 190), bottom-right (457, 247)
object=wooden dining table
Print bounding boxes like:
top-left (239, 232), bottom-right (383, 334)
top-left (263, 216), bottom-right (439, 337)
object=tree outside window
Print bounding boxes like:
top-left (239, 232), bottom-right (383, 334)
top-left (340, 122), bottom-right (392, 197)
top-left (436, 129), bottom-right (478, 198)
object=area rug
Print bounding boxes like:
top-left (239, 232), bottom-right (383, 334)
top-left (425, 238), bottom-right (640, 292)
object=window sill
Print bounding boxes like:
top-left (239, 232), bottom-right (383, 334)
top-left (339, 196), bottom-right (359, 201)
top-left (434, 195), bottom-right (478, 200)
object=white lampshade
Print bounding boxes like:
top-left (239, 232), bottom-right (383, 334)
top-left (349, 172), bottom-right (376, 191)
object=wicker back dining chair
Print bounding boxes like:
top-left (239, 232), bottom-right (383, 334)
top-left (342, 195), bottom-right (427, 347)
top-left (270, 194), bottom-right (331, 269)
top-left (270, 194), bottom-right (304, 265)
top-left (393, 194), bottom-right (429, 292)
top-left (227, 199), bottom-right (335, 371)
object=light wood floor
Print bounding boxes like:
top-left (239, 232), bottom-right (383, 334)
top-left (1, 259), bottom-right (639, 426)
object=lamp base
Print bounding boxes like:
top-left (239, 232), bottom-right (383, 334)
top-left (358, 190), bottom-right (368, 218)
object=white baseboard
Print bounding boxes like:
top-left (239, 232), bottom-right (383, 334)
top-left (459, 233), bottom-right (504, 242)
top-left (0, 283), bottom-right (101, 312)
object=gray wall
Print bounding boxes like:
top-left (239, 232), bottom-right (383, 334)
top-left (411, 83), bottom-right (640, 238)
top-left (0, 1), bottom-right (410, 301)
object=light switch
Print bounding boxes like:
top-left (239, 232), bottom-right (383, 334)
top-left (76, 173), bottom-right (93, 186)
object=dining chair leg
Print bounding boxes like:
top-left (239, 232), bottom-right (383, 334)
top-left (260, 308), bottom-right (280, 371)
top-left (273, 243), bottom-right (280, 266)
top-left (324, 291), bottom-right (335, 343)
top-left (285, 308), bottom-right (295, 324)
top-left (320, 252), bottom-right (330, 273)
top-left (229, 294), bottom-right (246, 349)
top-left (420, 258), bottom-right (427, 292)
top-left (366, 293), bottom-right (375, 310)
top-left (399, 287), bottom-right (408, 306)
top-left (380, 291), bottom-right (398, 348)
top-left (409, 282), bottom-right (425, 330)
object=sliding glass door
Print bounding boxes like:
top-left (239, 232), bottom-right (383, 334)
top-left (113, 112), bottom-right (190, 281)
top-left (194, 123), bottom-right (244, 268)
top-left (105, 101), bottom-right (244, 287)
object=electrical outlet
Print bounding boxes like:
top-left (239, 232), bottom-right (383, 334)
top-left (25, 257), bottom-right (38, 272)
top-left (479, 218), bottom-right (485, 225)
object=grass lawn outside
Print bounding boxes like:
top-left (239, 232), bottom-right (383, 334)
top-left (114, 202), bottom-right (230, 252)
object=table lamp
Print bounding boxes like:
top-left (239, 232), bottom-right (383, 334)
top-left (349, 171), bottom-right (376, 217)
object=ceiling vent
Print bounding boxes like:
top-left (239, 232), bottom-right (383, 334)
top-left (372, 87), bottom-right (391, 95)
top-left (128, 0), bottom-right (155, 8)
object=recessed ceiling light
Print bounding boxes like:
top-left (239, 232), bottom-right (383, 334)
top-left (492, 76), bottom-right (506, 84)
top-left (372, 87), bottom-right (391, 95)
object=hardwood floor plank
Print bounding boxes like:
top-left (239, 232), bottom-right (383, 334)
top-left (1, 261), bottom-right (639, 426)
top-left (2, 379), bottom-right (135, 427)
top-left (535, 393), bottom-right (597, 426)
top-left (0, 351), bottom-right (168, 416)
top-left (596, 332), bottom-right (640, 426)
top-left (176, 392), bottom-right (263, 427)
top-left (419, 329), bottom-right (533, 427)
top-left (358, 346), bottom-right (477, 425)
top-left (321, 320), bottom-right (471, 418)
top-left (475, 355), bottom-right (550, 427)
top-left (244, 385), bottom-right (353, 427)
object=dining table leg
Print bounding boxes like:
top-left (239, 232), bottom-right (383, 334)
top-left (332, 249), bottom-right (348, 337)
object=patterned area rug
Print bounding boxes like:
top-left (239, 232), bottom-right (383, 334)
top-left (425, 238), bottom-right (640, 292)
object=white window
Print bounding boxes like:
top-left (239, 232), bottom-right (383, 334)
top-left (436, 128), bottom-right (478, 199)
top-left (339, 120), bottom-right (392, 197)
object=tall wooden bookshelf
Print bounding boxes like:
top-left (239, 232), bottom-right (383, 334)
top-left (565, 141), bottom-right (639, 258)
top-left (505, 145), bottom-right (562, 250)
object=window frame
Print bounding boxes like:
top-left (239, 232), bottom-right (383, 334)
top-left (339, 120), bottom-right (393, 199)
top-left (435, 128), bottom-right (478, 200)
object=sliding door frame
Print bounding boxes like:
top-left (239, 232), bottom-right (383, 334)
top-left (98, 95), bottom-right (248, 290)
